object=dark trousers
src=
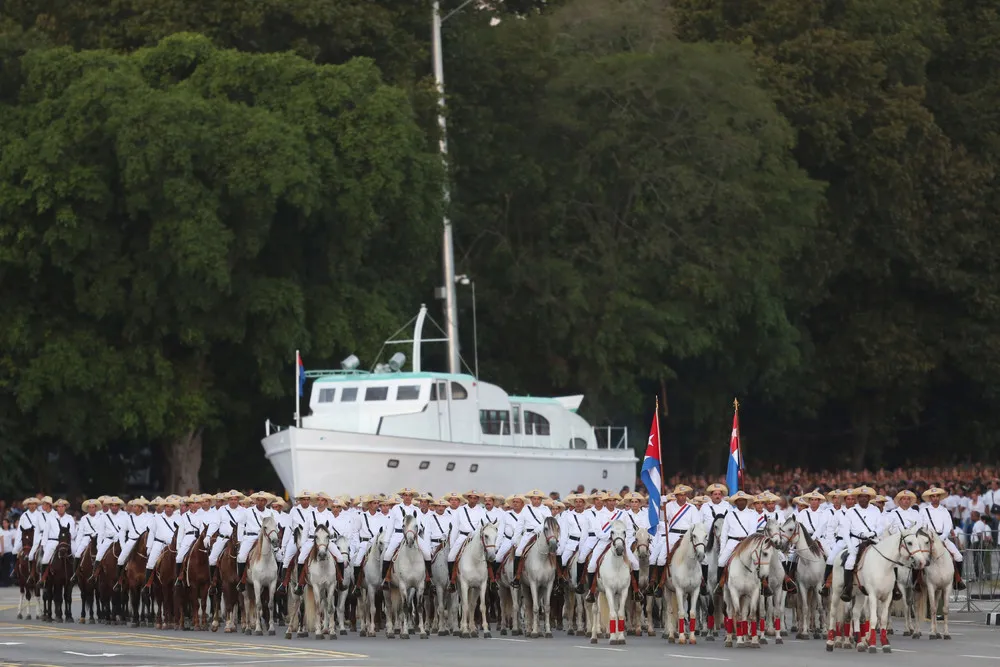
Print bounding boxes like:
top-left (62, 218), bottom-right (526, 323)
top-left (0, 553), bottom-right (14, 586)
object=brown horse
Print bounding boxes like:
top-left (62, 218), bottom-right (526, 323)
top-left (41, 524), bottom-right (74, 623)
top-left (151, 527), bottom-right (178, 629)
top-left (96, 541), bottom-right (124, 624)
top-left (76, 539), bottom-right (98, 624)
top-left (177, 526), bottom-right (211, 630)
top-left (212, 533), bottom-right (243, 633)
top-left (16, 527), bottom-right (40, 620)
top-left (122, 531), bottom-right (151, 627)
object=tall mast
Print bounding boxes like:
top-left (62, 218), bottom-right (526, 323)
top-left (432, 1), bottom-right (461, 374)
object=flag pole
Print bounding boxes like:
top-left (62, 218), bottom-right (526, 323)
top-left (733, 397), bottom-right (743, 491)
top-left (295, 349), bottom-right (301, 429)
top-left (656, 396), bottom-right (665, 493)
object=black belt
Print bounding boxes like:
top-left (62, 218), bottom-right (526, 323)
top-left (360, 537), bottom-right (371, 542)
top-left (588, 532), bottom-right (595, 537)
top-left (669, 529), bottom-right (686, 534)
top-left (155, 538), bottom-right (166, 544)
top-left (186, 530), bottom-right (198, 536)
top-left (728, 536), bottom-right (744, 541)
top-left (850, 533), bottom-right (873, 540)
top-left (836, 537), bottom-right (843, 542)
top-left (569, 536), bottom-right (580, 541)
top-left (504, 532), bottom-right (514, 539)
top-left (245, 531), bottom-right (258, 536)
top-left (431, 538), bottom-right (443, 543)
top-left (395, 529), bottom-right (403, 533)
top-left (459, 530), bottom-right (470, 536)
top-left (47, 537), bottom-right (59, 542)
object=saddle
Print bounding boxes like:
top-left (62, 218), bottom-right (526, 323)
top-left (587, 544), bottom-right (639, 598)
top-left (449, 536), bottom-right (494, 586)
top-left (514, 534), bottom-right (539, 580)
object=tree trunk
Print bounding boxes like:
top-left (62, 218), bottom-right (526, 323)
top-left (850, 399), bottom-right (872, 470)
top-left (166, 429), bottom-right (203, 495)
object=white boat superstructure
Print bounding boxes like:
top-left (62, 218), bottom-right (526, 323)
top-left (262, 306), bottom-right (636, 496)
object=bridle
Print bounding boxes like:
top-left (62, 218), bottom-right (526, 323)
top-left (480, 527), bottom-right (497, 557)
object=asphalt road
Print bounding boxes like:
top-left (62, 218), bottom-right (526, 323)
top-left (0, 589), bottom-right (996, 667)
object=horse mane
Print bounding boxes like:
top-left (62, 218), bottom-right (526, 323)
top-left (730, 533), bottom-right (769, 560)
top-left (799, 523), bottom-right (823, 556)
top-left (543, 516), bottom-right (559, 533)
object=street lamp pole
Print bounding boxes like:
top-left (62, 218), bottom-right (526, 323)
top-left (471, 280), bottom-right (479, 380)
top-left (432, 1), bottom-right (461, 375)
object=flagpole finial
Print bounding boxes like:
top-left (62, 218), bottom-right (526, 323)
top-left (733, 397), bottom-right (739, 411)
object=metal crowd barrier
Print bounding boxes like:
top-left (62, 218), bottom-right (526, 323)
top-left (958, 545), bottom-right (999, 613)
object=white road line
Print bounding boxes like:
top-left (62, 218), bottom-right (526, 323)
top-left (892, 648), bottom-right (916, 653)
top-left (575, 645), bottom-right (627, 652)
top-left (496, 638), bottom-right (530, 642)
top-left (961, 656), bottom-right (1000, 661)
top-left (667, 654), bottom-right (729, 661)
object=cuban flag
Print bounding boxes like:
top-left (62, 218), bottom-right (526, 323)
top-left (640, 400), bottom-right (663, 537)
top-left (726, 401), bottom-right (743, 494)
top-left (297, 352), bottom-right (306, 397)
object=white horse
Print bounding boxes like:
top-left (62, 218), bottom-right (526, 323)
top-left (456, 523), bottom-right (498, 639)
top-left (358, 529), bottom-right (386, 638)
top-left (284, 526), bottom-right (308, 639)
top-left (664, 523), bottom-right (707, 645)
top-left (697, 515), bottom-right (724, 640)
top-left (625, 529), bottom-right (653, 636)
top-left (563, 552), bottom-right (587, 636)
top-left (520, 516), bottom-right (559, 639)
top-left (426, 534), bottom-right (454, 635)
top-left (723, 533), bottom-right (774, 648)
top-left (244, 515), bottom-right (280, 637)
top-left (387, 514), bottom-right (427, 639)
top-left (330, 533), bottom-right (353, 636)
top-left (302, 526), bottom-right (339, 639)
top-left (589, 521), bottom-right (631, 645)
top-left (497, 551), bottom-right (522, 636)
top-left (913, 529), bottom-right (955, 640)
top-left (893, 563), bottom-right (918, 636)
top-left (757, 549), bottom-right (787, 645)
top-left (788, 522), bottom-right (827, 639)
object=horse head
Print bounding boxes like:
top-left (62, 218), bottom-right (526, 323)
top-left (762, 517), bottom-right (785, 550)
top-left (542, 516), bottom-right (560, 551)
top-left (633, 527), bottom-right (651, 559)
top-left (901, 527), bottom-right (932, 570)
top-left (58, 524), bottom-right (72, 545)
top-left (778, 515), bottom-right (797, 548)
top-left (609, 520), bottom-right (627, 556)
top-left (261, 515), bottom-right (280, 550)
top-left (403, 514), bottom-right (419, 546)
top-left (708, 515), bottom-right (724, 552)
top-left (314, 525), bottom-right (331, 561)
top-left (689, 522), bottom-right (708, 560)
top-left (480, 523), bottom-right (498, 562)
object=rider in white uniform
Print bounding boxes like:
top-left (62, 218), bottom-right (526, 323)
top-left (115, 497), bottom-right (152, 590)
top-left (822, 489), bottom-right (849, 595)
top-left (558, 494), bottom-right (591, 587)
top-left (883, 490), bottom-right (922, 534)
top-left (716, 490), bottom-right (759, 591)
top-left (920, 487), bottom-right (966, 590)
top-left (71, 499), bottom-right (104, 583)
top-left (173, 494), bottom-right (208, 586)
top-left (495, 494), bottom-right (524, 564)
top-left (482, 493), bottom-right (507, 579)
top-left (792, 490), bottom-right (828, 584)
top-left (838, 486), bottom-right (882, 601)
top-left (277, 491), bottom-right (315, 593)
top-left (207, 490), bottom-right (245, 590)
top-left (352, 495), bottom-right (388, 579)
top-left (40, 499), bottom-right (75, 585)
top-left (447, 490), bottom-right (487, 589)
top-left (512, 489), bottom-right (552, 588)
top-left (661, 485), bottom-right (699, 592)
top-left (145, 496), bottom-right (180, 588)
top-left (380, 488), bottom-right (430, 588)
top-left (13, 497), bottom-right (43, 567)
top-left (238, 492), bottom-right (276, 592)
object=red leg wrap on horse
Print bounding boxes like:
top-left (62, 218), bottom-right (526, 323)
top-left (724, 617), bottom-right (733, 634)
top-left (774, 618), bottom-right (781, 631)
top-left (707, 616), bottom-right (715, 630)
top-left (758, 618), bottom-right (765, 632)
top-left (616, 619), bottom-right (624, 633)
top-left (750, 620), bottom-right (758, 637)
top-left (880, 629), bottom-right (888, 645)
top-left (868, 629), bottom-right (876, 646)
top-left (861, 620), bottom-right (869, 636)
top-left (608, 620), bottom-right (615, 635)
top-left (828, 629), bottom-right (835, 641)
top-left (678, 619), bottom-right (686, 635)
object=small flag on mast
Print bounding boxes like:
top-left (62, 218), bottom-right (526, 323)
top-left (640, 398), bottom-right (663, 536)
top-left (297, 352), bottom-right (306, 397)
top-left (726, 398), bottom-right (742, 493)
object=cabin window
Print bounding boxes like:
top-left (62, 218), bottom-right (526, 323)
top-left (365, 386), bottom-right (389, 401)
top-left (446, 462), bottom-right (456, 471)
top-left (397, 385), bottom-right (420, 400)
top-left (318, 388), bottom-right (336, 403)
top-left (512, 405), bottom-right (522, 434)
top-left (451, 382), bottom-right (468, 400)
top-left (479, 410), bottom-right (511, 435)
top-left (341, 388), bottom-right (358, 402)
top-left (429, 381), bottom-right (446, 400)
top-left (524, 411), bottom-right (551, 436)
top-left (570, 437), bottom-right (587, 450)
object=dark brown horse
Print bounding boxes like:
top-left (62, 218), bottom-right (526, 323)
top-left (212, 532), bottom-right (243, 633)
top-left (123, 531), bottom-right (151, 627)
top-left (41, 524), bottom-right (73, 622)
top-left (96, 541), bottom-right (124, 624)
top-left (16, 527), bottom-right (40, 620)
top-left (150, 527), bottom-right (178, 629)
top-left (176, 526), bottom-right (211, 630)
top-left (76, 539), bottom-right (98, 624)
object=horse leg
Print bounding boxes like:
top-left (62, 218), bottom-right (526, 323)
top-left (941, 583), bottom-right (951, 639)
top-left (479, 581), bottom-right (491, 638)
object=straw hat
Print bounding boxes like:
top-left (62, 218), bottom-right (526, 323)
top-left (729, 490), bottom-right (754, 503)
top-left (270, 497), bottom-right (288, 509)
top-left (542, 498), bottom-right (554, 508)
top-left (295, 490), bottom-right (314, 501)
top-left (553, 501), bottom-right (565, 510)
top-left (40, 495), bottom-right (53, 505)
top-left (163, 496), bottom-right (180, 508)
top-left (624, 491), bottom-right (644, 502)
top-left (590, 491), bottom-right (608, 501)
top-left (397, 487), bottom-right (418, 496)
top-left (922, 487), bottom-right (947, 500)
top-left (673, 484), bottom-right (693, 496)
top-left (313, 491), bottom-right (332, 502)
top-left (663, 492), bottom-right (676, 503)
top-left (80, 499), bottom-right (97, 511)
top-left (873, 494), bottom-right (888, 503)
top-left (706, 483), bottom-right (728, 494)
top-left (52, 498), bottom-right (69, 508)
top-left (24, 497), bottom-right (39, 506)
top-left (387, 494), bottom-right (402, 505)
top-left (464, 489), bottom-right (482, 499)
top-left (524, 489), bottom-right (546, 499)
top-left (803, 490), bottom-right (825, 502)
top-left (329, 497), bottom-right (345, 508)
top-left (442, 491), bottom-right (464, 503)
top-left (759, 491), bottom-right (780, 503)
top-left (606, 492), bottom-right (623, 503)
top-left (417, 493), bottom-right (433, 502)
top-left (853, 486), bottom-right (876, 498)
top-left (131, 496), bottom-right (150, 507)
top-left (97, 495), bottom-right (109, 504)
top-left (826, 489), bottom-right (843, 500)
top-left (507, 494), bottom-right (526, 505)
top-left (431, 497), bottom-right (446, 507)
top-left (894, 489), bottom-right (917, 504)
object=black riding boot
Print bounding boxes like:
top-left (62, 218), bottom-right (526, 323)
top-left (821, 563), bottom-right (833, 596)
top-left (424, 561), bottom-right (432, 580)
top-left (113, 564), bottom-right (124, 590)
top-left (512, 556), bottom-right (521, 587)
top-left (144, 568), bottom-right (155, 587)
top-left (380, 560), bottom-right (391, 589)
top-left (70, 557), bottom-right (81, 583)
top-left (236, 562), bottom-right (246, 592)
top-left (649, 565), bottom-right (660, 594)
top-left (840, 568), bottom-right (854, 602)
top-left (354, 565), bottom-right (361, 581)
top-left (208, 565), bottom-right (217, 590)
top-left (700, 563), bottom-right (709, 594)
top-left (576, 562), bottom-right (586, 594)
top-left (891, 568), bottom-right (902, 601)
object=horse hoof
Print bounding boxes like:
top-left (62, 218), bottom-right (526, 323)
top-left (790, 625), bottom-right (798, 633)
top-left (500, 628), bottom-right (507, 636)
top-left (857, 643), bottom-right (867, 652)
top-left (825, 643), bottom-right (833, 652)
top-left (88, 619), bottom-right (95, 625)
top-left (943, 634), bottom-right (951, 640)
top-left (776, 638), bottom-right (783, 645)
top-left (298, 632), bottom-right (308, 638)
top-left (483, 632), bottom-right (490, 639)
top-left (868, 646), bottom-right (877, 654)
top-left (678, 637), bottom-right (687, 645)
top-left (545, 632), bottom-right (553, 639)
top-left (421, 633), bottom-right (429, 639)
top-left (254, 630), bottom-right (263, 636)
top-left (929, 634), bottom-right (938, 640)
top-left (328, 633), bottom-right (337, 640)
top-left (706, 633), bottom-right (715, 641)
top-left (883, 646), bottom-right (892, 653)
top-left (314, 634), bottom-right (323, 640)
top-left (439, 630), bottom-right (449, 636)
top-left (648, 630), bottom-right (656, 637)
top-left (401, 633), bottom-right (409, 639)
top-left (759, 637), bottom-right (767, 645)
top-left (512, 629), bottom-right (522, 636)
top-left (284, 632), bottom-right (292, 639)
top-left (590, 637), bottom-right (598, 644)
top-left (667, 636), bottom-right (675, 644)
top-left (888, 628), bottom-right (894, 635)
top-left (780, 630), bottom-right (788, 637)
top-left (269, 630), bottom-right (276, 636)
top-left (725, 640), bottom-right (733, 648)
top-left (15, 614), bottom-right (21, 620)
top-left (812, 632), bottom-right (821, 639)
top-left (386, 632), bottom-right (394, 639)
top-left (461, 632), bottom-right (469, 639)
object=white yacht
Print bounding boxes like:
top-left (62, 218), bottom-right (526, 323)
top-left (261, 306), bottom-right (636, 497)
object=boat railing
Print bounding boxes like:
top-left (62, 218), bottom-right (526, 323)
top-left (594, 426), bottom-right (629, 449)
top-left (304, 369), bottom-right (371, 378)
top-left (265, 419), bottom-right (287, 437)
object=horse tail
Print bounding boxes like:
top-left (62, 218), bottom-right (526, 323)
top-left (304, 583), bottom-right (317, 630)
top-left (598, 591), bottom-right (609, 630)
top-left (914, 575), bottom-right (928, 622)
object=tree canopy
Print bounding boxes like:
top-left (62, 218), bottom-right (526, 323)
top-left (0, 0), bottom-right (997, 495)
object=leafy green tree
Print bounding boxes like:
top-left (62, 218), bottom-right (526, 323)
top-left (0, 34), bottom-right (442, 492)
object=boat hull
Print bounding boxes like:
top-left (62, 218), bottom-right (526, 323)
top-left (262, 427), bottom-right (637, 497)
